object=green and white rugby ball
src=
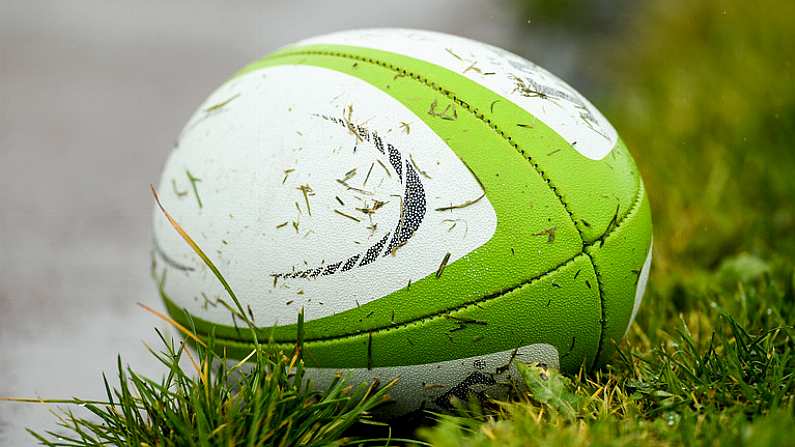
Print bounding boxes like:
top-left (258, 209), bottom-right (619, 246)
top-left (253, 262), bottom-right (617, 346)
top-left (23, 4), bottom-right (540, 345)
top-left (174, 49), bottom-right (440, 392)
top-left (152, 28), bottom-right (653, 414)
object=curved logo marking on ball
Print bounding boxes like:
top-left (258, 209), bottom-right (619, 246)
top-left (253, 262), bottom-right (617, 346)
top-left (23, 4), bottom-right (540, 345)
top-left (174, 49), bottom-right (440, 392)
top-left (152, 235), bottom-right (194, 272)
top-left (272, 113), bottom-right (428, 280)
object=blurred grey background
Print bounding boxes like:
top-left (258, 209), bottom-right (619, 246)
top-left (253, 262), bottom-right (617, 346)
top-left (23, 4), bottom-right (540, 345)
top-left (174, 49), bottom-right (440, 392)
top-left (0, 1), bottom-right (557, 443)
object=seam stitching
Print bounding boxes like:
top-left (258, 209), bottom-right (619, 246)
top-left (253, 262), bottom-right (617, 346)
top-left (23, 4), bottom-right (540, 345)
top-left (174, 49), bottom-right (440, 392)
top-left (269, 49), bottom-right (587, 243)
top-left (169, 253), bottom-right (585, 346)
top-left (168, 178), bottom-right (640, 351)
top-left (586, 179), bottom-right (645, 369)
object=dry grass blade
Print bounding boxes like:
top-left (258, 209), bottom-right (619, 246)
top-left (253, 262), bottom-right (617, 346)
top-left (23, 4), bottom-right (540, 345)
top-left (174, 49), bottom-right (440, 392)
top-left (137, 302), bottom-right (207, 348)
top-left (150, 185), bottom-right (252, 329)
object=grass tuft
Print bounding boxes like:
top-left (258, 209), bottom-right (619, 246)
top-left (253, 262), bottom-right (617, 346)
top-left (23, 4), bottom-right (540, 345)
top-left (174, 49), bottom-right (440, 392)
top-left (17, 327), bottom-right (400, 446)
top-left (418, 266), bottom-right (795, 446)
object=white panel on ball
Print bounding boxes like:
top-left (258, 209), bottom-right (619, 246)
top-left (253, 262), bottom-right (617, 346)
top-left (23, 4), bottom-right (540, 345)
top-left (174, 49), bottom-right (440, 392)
top-left (297, 28), bottom-right (618, 160)
top-left (153, 65), bottom-right (497, 327)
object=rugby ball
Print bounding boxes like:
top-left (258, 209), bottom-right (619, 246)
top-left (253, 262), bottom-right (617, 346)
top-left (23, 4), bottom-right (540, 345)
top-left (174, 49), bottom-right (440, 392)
top-left (152, 28), bottom-right (653, 414)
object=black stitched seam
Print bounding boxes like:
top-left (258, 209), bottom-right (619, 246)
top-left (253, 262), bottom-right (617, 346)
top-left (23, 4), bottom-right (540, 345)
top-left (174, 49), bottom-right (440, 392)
top-left (267, 49), bottom-right (587, 244)
top-left (176, 252), bottom-right (586, 347)
top-left (586, 179), bottom-right (645, 370)
top-left (169, 179), bottom-right (640, 351)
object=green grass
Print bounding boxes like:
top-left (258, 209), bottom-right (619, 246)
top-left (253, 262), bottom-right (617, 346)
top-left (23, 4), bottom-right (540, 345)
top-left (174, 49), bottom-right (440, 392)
top-left (4, 0), bottom-right (794, 445)
top-left (418, 268), bottom-right (795, 446)
top-left (10, 263), bottom-right (794, 446)
top-left (19, 329), bottom-right (407, 446)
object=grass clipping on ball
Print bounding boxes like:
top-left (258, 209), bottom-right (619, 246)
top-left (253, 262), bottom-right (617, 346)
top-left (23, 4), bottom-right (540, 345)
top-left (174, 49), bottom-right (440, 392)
top-left (0, 187), bottom-right (404, 447)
